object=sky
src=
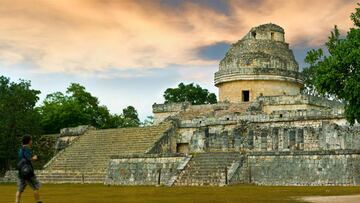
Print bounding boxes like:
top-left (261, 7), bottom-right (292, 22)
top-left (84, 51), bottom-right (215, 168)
top-left (0, 0), bottom-right (358, 120)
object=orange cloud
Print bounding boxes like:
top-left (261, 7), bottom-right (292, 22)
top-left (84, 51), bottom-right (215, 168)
top-left (0, 0), bottom-right (357, 75)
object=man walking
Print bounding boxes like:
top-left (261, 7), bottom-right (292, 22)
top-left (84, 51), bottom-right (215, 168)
top-left (15, 135), bottom-right (42, 203)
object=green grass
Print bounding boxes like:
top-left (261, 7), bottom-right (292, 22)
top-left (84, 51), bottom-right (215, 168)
top-left (1, 183), bottom-right (360, 203)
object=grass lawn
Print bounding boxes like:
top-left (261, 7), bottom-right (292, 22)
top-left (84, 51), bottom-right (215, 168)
top-left (1, 183), bottom-right (360, 203)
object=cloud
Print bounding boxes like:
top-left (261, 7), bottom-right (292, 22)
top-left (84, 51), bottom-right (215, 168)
top-left (0, 0), bottom-right (357, 76)
top-left (230, 0), bottom-right (357, 46)
top-left (197, 42), bottom-right (231, 61)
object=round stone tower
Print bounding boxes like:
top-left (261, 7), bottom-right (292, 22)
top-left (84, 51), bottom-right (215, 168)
top-left (214, 23), bottom-right (303, 103)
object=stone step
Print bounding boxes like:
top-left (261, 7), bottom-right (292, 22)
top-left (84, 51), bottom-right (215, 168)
top-left (43, 122), bottom-right (173, 181)
top-left (174, 152), bottom-right (242, 186)
top-left (37, 170), bottom-right (106, 184)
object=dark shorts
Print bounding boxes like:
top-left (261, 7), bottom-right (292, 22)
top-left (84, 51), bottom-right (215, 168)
top-left (17, 176), bottom-right (41, 192)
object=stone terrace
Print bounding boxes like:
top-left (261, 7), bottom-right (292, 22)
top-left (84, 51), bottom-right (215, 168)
top-left (38, 122), bottom-right (173, 183)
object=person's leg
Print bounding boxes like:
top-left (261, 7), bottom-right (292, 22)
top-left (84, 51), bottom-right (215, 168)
top-left (33, 190), bottom-right (40, 202)
top-left (28, 176), bottom-right (42, 203)
top-left (15, 191), bottom-right (22, 203)
top-left (16, 178), bottom-right (26, 203)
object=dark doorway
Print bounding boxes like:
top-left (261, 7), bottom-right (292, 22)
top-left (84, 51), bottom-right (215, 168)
top-left (242, 90), bottom-right (250, 102)
top-left (176, 143), bottom-right (189, 154)
top-left (251, 31), bottom-right (256, 39)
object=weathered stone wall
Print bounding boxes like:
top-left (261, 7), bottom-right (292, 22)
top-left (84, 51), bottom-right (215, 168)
top-left (246, 122), bottom-right (360, 152)
top-left (178, 108), bottom-right (346, 128)
top-left (0, 170), bottom-right (17, 183)
top-left (153, 102), bottom-right (190, 125)
top-left (153, 102), bottom-right (251, 125)
top-left (246, 151), bottom-right (360, 186)
top-left (55, 125), bottom-right (94, 152)
top-left (176, 121), bottom-right (359, 153)
top-left (214, 67), bottom-right (302, 84)
top-left (177, 124), bottom-right (246, 153)
top-left (243, 23), bottom-right (285, 42)
top-left (259, 94), bottom-right (343, 108)
top-left (228, 156), bottom-right (249, 185)
top-left (219, 40), bottom-right (298, 72)
top-left (260, 94), bottom-right (344, 114)
top-left (105, 155), bottom-right (187, 185)
top-left (147, 121), bottom-right (178, 154)
top-left (218, 80), bottom-right (301, 102)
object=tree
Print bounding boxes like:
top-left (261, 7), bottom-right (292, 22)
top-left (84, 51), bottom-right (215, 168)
top-left (121, 106), bottom-right (140, 127)
top-left (302, 3), bottom-right (360, 124)
top-left (0, 76), bottom-right (41, 172)
top-left (39, 84), bottom-right (141, 133)
top-left (39, 83), bottom-right (113, 134)
top-left (109, 106), bottom-right (141, 128)
top-left (163, 83), bottom-right (217, 105)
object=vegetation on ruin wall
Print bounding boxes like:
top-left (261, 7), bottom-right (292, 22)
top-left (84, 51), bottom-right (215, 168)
top-left (302, 3), bottom-right (360, 125)
top-left (0, 77), bottom-right (141, 173)
top-left (164, 82), bottom-right (217, 105)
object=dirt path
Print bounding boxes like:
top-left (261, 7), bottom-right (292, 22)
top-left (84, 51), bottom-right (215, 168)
top-left (302, 195), bottom-right (360, 203)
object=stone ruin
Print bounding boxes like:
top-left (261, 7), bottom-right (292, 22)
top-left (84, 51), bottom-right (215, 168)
top-left (2, 23), bottom-right (360, 186)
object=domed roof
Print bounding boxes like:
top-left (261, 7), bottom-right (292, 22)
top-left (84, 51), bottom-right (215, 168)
top-left (214, 23), bottom-right (302, 86)
top-left (252, 23), bottom-right (285, 33)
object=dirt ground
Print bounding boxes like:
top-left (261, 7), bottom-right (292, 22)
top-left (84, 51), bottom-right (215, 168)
top-left (302, 194), bottom-right (360, 203)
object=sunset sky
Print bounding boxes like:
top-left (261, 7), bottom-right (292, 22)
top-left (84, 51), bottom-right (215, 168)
top-left (0, 0), bottom-right (358, 120)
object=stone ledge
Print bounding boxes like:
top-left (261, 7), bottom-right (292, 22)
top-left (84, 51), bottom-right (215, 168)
top-left (259, 94), bottom-right (344, 108)
top-left (153, 102), bottom-right (190, 113)
top-left (110, 153), bottom-right (187, 159)
top-left (248, 149), bottom-right (360, 156)
top-left (215, 68), bottom-right (303, 85)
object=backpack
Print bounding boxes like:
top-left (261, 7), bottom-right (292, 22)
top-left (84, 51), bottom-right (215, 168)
top-left (16, 147), bottom-right (34, 180)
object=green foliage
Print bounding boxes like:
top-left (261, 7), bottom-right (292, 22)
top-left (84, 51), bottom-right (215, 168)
top-left (108, 106), bottom-right (141, 128)
top-left (302, 3), bottom-right (360, 124)
top-left (0, 78), bottom-right (141, 171)
top-left (32, 134), bottom-right (57, 169)
top-left (351, 3), bottom-right (360, 27)
top-left (301, 49), bottom-right (326, 97)
top-left (39, 83), bottom-right (113, 134)
top-left (164, 83), bottom-right (217, 105)
top-left (0, 76), bottom-right (41, 172)
top-left (120, 106), bottom-right (140, 127)
top-left (39, 84), bottom-right (141, 133)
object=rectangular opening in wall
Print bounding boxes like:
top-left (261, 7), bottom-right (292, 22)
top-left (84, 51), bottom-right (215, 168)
top-left (272, 128), bottom-right (279, 150)
top-left (242, 90), bottom-right (250, 102)
top-left (251, 31), bottom-right (256, 39)
top-left (176, 143), bottom-right (189, 154)
top-left (248, 130), bottom-right (254, 149)
top-left (261, 131), bottom-right (267, 151)
top-left (271, 32), bottom-right (274, 40)
top-left (296, 129), bottom-right (304, 150)
top-left (289, 129), bottom-right (296, 149)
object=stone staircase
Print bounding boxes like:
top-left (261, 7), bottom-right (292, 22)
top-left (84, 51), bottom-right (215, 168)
top-left (38, 122), bottom-right (173, 183)
top-left (174, 152), bottom-right (242, 186)
top-left (37, 171), bottom-right (105, 184)
top-left (0, 170), bottom-right (17, 183)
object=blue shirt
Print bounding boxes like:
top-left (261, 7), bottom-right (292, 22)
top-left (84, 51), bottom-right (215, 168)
top-left (18, 146), bottom-right (32, 161)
